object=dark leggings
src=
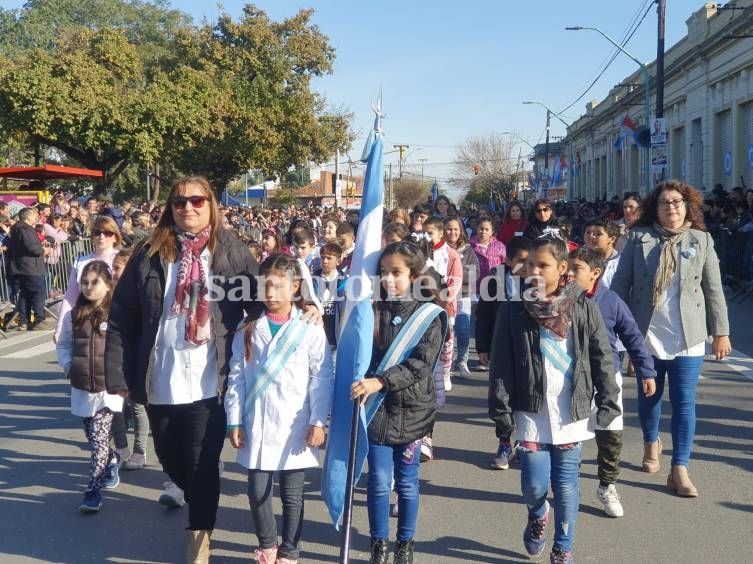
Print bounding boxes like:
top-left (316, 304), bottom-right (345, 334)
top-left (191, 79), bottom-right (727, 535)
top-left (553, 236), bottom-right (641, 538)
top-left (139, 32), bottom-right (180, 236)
top-left (247, 469), bottom-right (307, 560)
top-left (147, 398), bottom-right (226, 531)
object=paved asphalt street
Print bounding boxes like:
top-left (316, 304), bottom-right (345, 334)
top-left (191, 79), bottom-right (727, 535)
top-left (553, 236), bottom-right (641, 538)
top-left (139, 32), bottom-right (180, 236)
top-left (0, 322), bottom-right (752, 563)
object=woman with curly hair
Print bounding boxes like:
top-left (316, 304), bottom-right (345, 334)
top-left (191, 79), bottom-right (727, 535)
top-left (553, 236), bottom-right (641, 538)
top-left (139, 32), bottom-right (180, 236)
top-left (611, 180), bottom-right (731, 498)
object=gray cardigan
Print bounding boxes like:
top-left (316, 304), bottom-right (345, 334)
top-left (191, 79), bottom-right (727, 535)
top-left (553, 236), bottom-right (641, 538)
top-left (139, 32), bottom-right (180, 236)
top-left (610, 226), bottom-right (729, 348)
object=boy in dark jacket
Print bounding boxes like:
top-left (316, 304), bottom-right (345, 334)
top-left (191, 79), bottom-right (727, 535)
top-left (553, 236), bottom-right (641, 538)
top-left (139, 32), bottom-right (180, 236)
top-left (475, 236), bottom-right (531, 469)
top-left (568, 247), bottom-right (657, 518)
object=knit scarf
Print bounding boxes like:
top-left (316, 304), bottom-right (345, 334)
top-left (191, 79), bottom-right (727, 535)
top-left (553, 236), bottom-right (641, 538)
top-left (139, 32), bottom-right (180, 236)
top-left (651, 221), bottom-right (690, 306)
top-left (523, 279), bottom-right (581, 339)
top-left (172, 226), bottom-right (212, 346)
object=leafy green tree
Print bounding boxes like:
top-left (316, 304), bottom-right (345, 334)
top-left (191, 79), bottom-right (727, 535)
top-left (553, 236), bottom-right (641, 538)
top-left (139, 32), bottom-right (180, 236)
top-left (167, 6), bottom-right (353, 191)
top-left (0, 1), bottom-right (353, 195)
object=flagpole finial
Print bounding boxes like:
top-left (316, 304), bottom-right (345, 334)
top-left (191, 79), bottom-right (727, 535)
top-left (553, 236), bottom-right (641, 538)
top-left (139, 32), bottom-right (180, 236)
top-left (372, 88), bottom-right (385, 134)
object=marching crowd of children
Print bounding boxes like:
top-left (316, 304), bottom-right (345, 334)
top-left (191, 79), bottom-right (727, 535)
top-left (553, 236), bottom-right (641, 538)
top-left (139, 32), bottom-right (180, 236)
top-left (52, 180), bottom-right (730, 564)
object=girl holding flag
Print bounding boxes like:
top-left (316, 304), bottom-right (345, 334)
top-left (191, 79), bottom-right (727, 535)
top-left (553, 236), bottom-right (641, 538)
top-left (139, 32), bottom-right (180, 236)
top-left (225, 254), bottom-right (334, 564)
top-left (351, 241), bottom-right (446, 564)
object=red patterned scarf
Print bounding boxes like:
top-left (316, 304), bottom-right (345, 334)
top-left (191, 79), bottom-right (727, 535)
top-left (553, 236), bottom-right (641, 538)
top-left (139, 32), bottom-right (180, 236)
top-left (523, 280), bottom-right (581, 339)
top-left (172, 226), bottom-right (212, 345)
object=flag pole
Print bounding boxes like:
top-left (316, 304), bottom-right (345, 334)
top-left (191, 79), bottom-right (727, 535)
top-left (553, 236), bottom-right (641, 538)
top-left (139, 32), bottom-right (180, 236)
top-left (339, 398), bottom-right (361, 564)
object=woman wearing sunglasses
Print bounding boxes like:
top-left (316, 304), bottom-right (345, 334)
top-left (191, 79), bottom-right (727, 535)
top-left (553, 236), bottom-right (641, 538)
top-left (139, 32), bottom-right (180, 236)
top-left (54, 216), bottom-right (121, 343)
top-left (104, 176), bottom-right (260, 563)
top-left (523, 199), bottom-right (557, 240)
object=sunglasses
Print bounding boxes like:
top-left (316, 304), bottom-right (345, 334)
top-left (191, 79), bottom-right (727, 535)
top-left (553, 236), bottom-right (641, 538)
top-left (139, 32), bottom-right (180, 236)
top-left (93, 229), bottom-right (116, 238)
top-left (171, 195), bottom-right (209, 210)
top-left (536, 207), bottom-right (551, 213)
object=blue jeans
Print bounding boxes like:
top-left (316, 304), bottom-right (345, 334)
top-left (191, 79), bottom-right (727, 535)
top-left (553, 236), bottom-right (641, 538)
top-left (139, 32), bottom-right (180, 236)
top-left (638, 355), bottom-right (704, 467)
top-left (518, 442), bottom-right (581, 553)
top-left (454, 310), bottom-right (471, 366)
top-left (367, 440), bottom-right (421, 541)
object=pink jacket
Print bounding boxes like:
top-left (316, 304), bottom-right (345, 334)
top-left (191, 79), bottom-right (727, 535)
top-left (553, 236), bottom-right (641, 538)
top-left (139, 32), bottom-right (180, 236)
top-left (470, 236), bottom-right (506, 292)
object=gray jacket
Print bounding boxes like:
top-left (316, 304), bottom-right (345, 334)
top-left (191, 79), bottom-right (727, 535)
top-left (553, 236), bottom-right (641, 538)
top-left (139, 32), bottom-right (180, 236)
top-left (610, 227), bottom-right (729, 347)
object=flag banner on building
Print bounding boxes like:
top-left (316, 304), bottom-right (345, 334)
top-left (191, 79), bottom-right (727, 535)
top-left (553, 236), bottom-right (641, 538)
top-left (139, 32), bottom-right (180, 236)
top-left (620, 114), bottom-right (641, 145)
top-left (551, 154), bottom-right (567, 186)
top-left (430, 181), bottom-right (439, 204)
top-left (321, 129), bottom-right (384, 529)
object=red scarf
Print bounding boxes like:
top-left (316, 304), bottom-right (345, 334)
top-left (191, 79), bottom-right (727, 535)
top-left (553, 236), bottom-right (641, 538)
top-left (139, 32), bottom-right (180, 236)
top-left (172, 226), bottom-right (212, 346)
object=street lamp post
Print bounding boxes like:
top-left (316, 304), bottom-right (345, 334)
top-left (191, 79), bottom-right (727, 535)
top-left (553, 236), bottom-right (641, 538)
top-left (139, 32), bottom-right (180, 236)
top-left (523, 101), bottom-right (573, 200)
top-left (566, 25), bottom-right (651, 194)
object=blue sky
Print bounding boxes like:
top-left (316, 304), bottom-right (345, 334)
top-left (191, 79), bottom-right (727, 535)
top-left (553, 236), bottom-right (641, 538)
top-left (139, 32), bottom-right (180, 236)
top-left (4, 0), bottom-right (706, 197)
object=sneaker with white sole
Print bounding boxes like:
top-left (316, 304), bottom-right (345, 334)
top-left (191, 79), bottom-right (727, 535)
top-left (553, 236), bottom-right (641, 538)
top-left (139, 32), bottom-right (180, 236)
top-left (443, 374), bottom-right (452, 392)
top-left (419, 436), bottom-right (433, 462)
top-left (597, 483), bottom-right (624, 517)
top-left (491, 441), bottom-right (512, 470)
top-left (458, 363), bottom-right (471, 378)
top-left (122, 452), bottom-right (146, 470)
top-left (159, 481), bottom-right (185, 508)
top-left (523, 501), bottom-right (549, 557)
top-left (101, 452), bottom-right (121, 489)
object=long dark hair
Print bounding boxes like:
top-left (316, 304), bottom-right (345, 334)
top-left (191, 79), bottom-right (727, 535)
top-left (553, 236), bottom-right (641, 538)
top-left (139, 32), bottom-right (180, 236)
top-left (528, 198), bottom-right (556, 227)
top-left (637, 180), bottom-right (706, 230)
top-left (72, 261), bottom-right (113, 335)
top-left (241, 254), bottom-right (303, 360)
top-left (375, 241), bottom-right (447, 344)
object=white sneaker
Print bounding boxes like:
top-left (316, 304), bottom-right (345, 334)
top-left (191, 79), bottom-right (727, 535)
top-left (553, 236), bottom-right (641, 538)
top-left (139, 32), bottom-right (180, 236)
top-left (159, 481), bottom-right (185, 508)
top-left (597, 484), bottom-right (624, 517)
top-left (443, 374), bottom-right (452, 392)
top-left (458, 363), bottom-right (471, 378)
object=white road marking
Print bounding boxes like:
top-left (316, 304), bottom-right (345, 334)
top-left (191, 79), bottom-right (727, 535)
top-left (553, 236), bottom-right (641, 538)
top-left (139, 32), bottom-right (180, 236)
top-left (705, 345), bottom-right (753, 383)
top-left (0, 330), bottom-right (53, 353)
top-left (1, 341), bottom-right (56, 359)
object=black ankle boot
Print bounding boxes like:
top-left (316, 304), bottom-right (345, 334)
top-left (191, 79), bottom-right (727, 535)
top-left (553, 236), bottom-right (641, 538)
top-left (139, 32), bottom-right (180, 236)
top-left (369, 538), bottom-right (388, 564)
top-left (394, 539), bottom-right (414, 564)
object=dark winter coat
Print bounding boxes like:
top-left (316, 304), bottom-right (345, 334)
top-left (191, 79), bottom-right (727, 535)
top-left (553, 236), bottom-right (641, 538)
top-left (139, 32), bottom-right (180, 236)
top-left (104, 229), bottom-right (259, 405)
top-left (368, 299), bottom-right (444, 445)
top-left (488, 291), bottom-right (620, 440)
top-left (7, 222), bottom-right (45, 277)
top-left (69, 318), bottom-right (107, 393)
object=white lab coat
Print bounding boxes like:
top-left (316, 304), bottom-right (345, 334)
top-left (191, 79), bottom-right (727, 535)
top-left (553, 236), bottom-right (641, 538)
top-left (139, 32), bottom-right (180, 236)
top-left (224, 307), bottom-right (334, 471)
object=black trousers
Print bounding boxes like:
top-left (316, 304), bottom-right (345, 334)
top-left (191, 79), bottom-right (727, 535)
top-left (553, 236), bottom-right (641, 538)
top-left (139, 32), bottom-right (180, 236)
top-left (16, 274), bottom-right (46, 324)
top-left (147, 397), bottom-right (226, 530)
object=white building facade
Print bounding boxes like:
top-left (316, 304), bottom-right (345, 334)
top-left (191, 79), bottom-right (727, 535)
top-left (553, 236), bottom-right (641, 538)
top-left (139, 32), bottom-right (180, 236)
top-left (566, 1), bottom-right (753, 200)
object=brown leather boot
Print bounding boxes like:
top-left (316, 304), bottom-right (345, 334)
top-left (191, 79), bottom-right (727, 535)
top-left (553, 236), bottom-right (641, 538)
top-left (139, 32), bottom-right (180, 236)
top-left (186, 530), bottom-right (211, 564)
top-left (641, 438), bottom-right (662, 473)
top-left (667, 465), bottom-right (699, 497)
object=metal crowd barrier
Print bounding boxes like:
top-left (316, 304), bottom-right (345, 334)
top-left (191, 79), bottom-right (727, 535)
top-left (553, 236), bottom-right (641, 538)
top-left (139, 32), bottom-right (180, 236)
top-left (0, 238), bottom-right (93, 333)
top-left (44, 238), bottom-right (94, 305)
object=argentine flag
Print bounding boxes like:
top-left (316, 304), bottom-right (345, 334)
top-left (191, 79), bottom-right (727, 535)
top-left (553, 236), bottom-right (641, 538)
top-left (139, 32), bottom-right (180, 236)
top-left (321, 130), bottom-right (384, 528)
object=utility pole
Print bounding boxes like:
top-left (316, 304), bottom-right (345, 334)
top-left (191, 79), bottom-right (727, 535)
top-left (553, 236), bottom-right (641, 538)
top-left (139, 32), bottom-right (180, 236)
top-left (656, 0), bottom-right (666, 119)
top-left (388, 163), bottom-right (393, 209)
top-left (393, 144), bottom-right (409, 178)
top-left (334, 148), bottom-right (340, 209)
top-left (544, 109), bottom-right (551, 188)
top-left (418, 158), bottom-right (428, 184)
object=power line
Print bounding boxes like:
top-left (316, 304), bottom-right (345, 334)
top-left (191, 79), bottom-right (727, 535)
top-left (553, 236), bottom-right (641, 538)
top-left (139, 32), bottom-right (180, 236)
top-left (556, 0), bottom-right (655, 115)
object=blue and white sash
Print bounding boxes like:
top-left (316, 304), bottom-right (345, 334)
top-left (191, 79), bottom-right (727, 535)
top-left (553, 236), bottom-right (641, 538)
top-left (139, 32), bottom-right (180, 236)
top-left (243, 312), bottom-right (308, 418)
top-left (362, 302), bottom-right (448, 425)
top-left (539, 330), bottom-right (574, 384)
